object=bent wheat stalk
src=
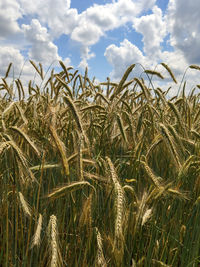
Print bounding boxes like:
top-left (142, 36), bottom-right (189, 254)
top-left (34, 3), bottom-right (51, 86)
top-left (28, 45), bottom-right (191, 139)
top-left (49, 124), bottom-right (70, 177)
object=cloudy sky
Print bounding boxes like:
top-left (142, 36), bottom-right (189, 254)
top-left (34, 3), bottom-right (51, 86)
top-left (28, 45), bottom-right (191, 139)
top-left (1, 0), bottom-right (200, 92)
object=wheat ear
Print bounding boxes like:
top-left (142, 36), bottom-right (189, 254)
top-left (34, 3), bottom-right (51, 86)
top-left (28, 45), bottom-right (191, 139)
top-left (140, 158), bottom-right (161, 188)
top-left (49, 125), bottom-right (69, 177)
top-left (110, 64), bottom-right (135, 100)
top-left (161, 63), bottom-right (177, 83)
top-left (47, 215), bottom-right (62, 267)
top-left (141, 208), bottom-right (152, 226)
top-left (144, 70), bottom-right (164, 79)
top-left (96, 228), bottom-right (107, 267)
top-left (106, 157), bottom-right (124, 251)
top-left (31, 214), bottom-right (42, 248)
top-left (160, 123), bottom-right (181, 169)
top-left (18, 192), bottom-right (31, 217)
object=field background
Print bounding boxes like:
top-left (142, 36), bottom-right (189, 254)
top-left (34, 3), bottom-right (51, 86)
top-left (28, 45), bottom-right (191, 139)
top-left (1, 62), bottom-right (200, 266)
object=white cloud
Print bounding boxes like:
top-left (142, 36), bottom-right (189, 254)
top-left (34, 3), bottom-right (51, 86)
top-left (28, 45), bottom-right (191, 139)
top-left (104, 38), bottom-right (200, 97)
top-left (113, 0), bottom-right (156, 18)
top-left (71, 0), bottom-right (157, 46)
top-left (0, 0), bottom-right (157, 73)
top-left (104, 39), bottom-right (149, 79)
top-left (70, 0), bottom-right (156, 69)
top-left (19, 0), bottom-right (71, 14)
top-left (0, 46), bottom-right (43, 98)
top-left (104, 38), bottom-right (198, 93)
top-left (103, 1), bottom-right (200, 87)
top-left (133, 6), bottom-right (167, 58)
top-left (166, 0), bottom-right (200, 64)
top-left (22, 19), bottom-right (61, 65)
top-left (136, 0), bottom-right (157, 11)
top-left (85, 4), bottom-right (118, 30)
top-left (159, 50), bottom-right (188, 77)
top-left (78, 46), bottom-right (95, 70)
top-left (160, 50), bottom-right (200, 92)
top-left (0, 0), bottom-right (22, 39)
top-left (2, 0), bottom-right (200, 94)
top-left (19, 0), bottom-right (78, 37)
top-left (0, 46), bottom-right (24, 76)
top-left (71, 23), bottom-right (103, 46)
top-left (62, 57), bottom-right (71, 67)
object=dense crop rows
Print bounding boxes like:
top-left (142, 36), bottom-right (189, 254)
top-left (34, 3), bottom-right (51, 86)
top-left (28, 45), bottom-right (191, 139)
top-left (1, 61), bottom-right (200, 266)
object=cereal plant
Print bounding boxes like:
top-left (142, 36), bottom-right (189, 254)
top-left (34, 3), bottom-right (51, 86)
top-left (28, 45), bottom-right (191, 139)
top-left (1, 61), bottom-right (200, 266)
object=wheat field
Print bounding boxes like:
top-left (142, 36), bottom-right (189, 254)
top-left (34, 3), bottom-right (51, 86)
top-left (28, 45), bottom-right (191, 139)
top-left (1, 61), bottom-right (200, 266)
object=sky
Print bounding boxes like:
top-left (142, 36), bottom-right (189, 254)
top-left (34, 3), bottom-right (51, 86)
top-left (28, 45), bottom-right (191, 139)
top-left (1, 0), bottom-right (200, 95)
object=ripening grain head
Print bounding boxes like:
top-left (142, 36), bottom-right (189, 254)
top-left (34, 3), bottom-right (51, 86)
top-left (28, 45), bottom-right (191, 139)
top-left (18, 192), bottom-right (31, 217)
top-left (47, 215), bottom-right (62, 267)
top-left (31, 214), bottom-right (43, 248)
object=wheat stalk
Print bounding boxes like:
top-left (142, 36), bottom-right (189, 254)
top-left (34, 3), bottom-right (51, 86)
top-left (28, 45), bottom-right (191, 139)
top-left (77, 133), bottom-right (84, 180)
top-left (29, 60), bottom-right (43, 80)
top-left (134, 78), bottom-right (149, 101)
top-left (47, 181), bottom-right (95, 199)
top-left (155, 88), bottom-right (167, 106)
top-left (63, 96), bottom-right (83, 133)
top-left (79, 193), bottom-right (93, 228)
top-left (9, 126), bottom-right (40, 158)
top-left (55, 75), bottom-right (73, 99)
top-left (63, 96), bottom-right (89, 147)
top-left (151, 259), bottom-right (171, 267)
top-left (59, 60), bottom-right (71, 83)
top-left (160, 123), bottom-right (181, 169)
top-left (116, 113), bottom-right (128, 144)
top-left (95, 92), bottom-right (110, 104)
top-left (0, 141), bottom-right (9, 156)
top-left (167, 101), bottom-right (187, 136)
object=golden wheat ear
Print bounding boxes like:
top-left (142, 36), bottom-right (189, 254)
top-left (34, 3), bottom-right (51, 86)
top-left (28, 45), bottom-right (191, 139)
top-left (140, 155), bottom-right (162, 188)
top-left (189, 64), bottom-right (200, 71)
top-left (161, 62), bottom-right (177, 83)
top-left (47, 215), bottom-right (62, 267)
top-left (106, 156), bottom-right (125, 258)
top-left (144, 70), bottom-right (164, 79)
top-left (31, 214), bottom-right (43, 248)
top-left (18, 192), bottom-right (32, 217)
top-left (110, 64), bottom-right (135, 100)
top-left (95, 227), bottom-right (107, 267)
top-left (4, 62), bottom-right (12, 79)
top-left (47, 181), bottom-right (96, 199)
top-left (49, 124), bottom-right (70, 177)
